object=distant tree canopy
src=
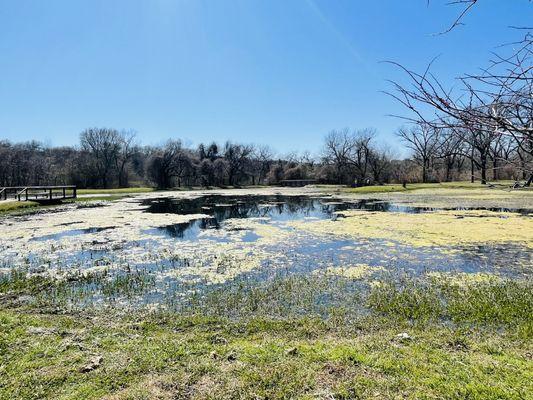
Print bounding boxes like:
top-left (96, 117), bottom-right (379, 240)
top-left (1, 122), bottom-right (529, 189)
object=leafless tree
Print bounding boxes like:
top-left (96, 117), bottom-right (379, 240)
top-left (351, 129), bottom-right (375, 185)
top-left (114, 130), bottom-right (138, 188)
top-left (323, 128), bottom-right (390, 185)
top-left (323, 128), bottom-right (354, 184)
top-left (368, 145), bottom-right (393, 184)
top-left (385, 29), bottom-right (532, 184)
top-left (213, 158), bottom-right (229, 186)
top-left (254, 145), bottom-right (274, 185)
top-left (80, 128), bottom-right (122, 188)
top-left (397, 124), bottom-right (443, 183)
top-left (223, 142), bottom-right (254, 186)
top-left (436, 128), bottom-right (465, 182)
top-left (146, 140), bottom-right (194, 188)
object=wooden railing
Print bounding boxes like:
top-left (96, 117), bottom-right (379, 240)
top-left (0, 186), bottom-right (77, 202)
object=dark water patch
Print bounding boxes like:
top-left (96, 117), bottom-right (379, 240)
top-left (141, 195), bottom-right (349, 220)
top-left (142, 195), bottom-right (533, 218)
top-left (145, 218), bottom-right (261, 243)
top-left (449, 207), bottom-right (531, 215)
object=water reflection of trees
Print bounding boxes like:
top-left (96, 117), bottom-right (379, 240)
top-left (150, 195), bottom-right (344, 239)
top-left (144, 195), bottom-right (333, 219)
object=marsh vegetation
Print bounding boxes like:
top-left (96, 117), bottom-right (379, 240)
top-left (1, 185), bottom-right (532, 399)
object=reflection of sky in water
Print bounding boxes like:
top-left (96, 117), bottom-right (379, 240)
top-left (256, 235), bottom-right (532, 279)
top-left (140, 195), bottom-right (357, 242)
top-left (30, 227), bottom-right (114, 242)
top-left (139, 195), bottom-right (441, 242)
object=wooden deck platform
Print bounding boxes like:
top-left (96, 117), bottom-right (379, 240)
top-left (0, 186), bottom-right (77, 202)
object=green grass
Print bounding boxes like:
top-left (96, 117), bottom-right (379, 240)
top-left (314, 180), bottom-right (528, 194)
top-left (77, 187), bottom-right (155, 195)
top-left (0, 201), bottom-right (40, 213)
top-left (0, 195), bottom-right (133, 215)
top-left (2, 268), bottom-right (530, 330)
top-left (71, 195), bottom-right (128, 203)
top-left (367, 277), bottom-right (532, 335)
top-left (1, 269), bottom-right (532, 399)
top-left (344, 184), bottom-right (411, 193)
top-left (1, 307), bottom-right (531, 400)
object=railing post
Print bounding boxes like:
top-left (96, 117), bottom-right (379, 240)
top-left (74, 187), bottom-right (77, 198)
top-left (62, 187), bottom-right (66, 199)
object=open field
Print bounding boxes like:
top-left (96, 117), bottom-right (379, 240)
top-left (1, 184), bottom-right (532, 399)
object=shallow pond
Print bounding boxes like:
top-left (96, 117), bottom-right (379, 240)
top-left (1, 192), bottom-right (531, 308)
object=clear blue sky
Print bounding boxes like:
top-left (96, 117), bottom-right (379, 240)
top-left (0, 0), bottom-right (530, 155)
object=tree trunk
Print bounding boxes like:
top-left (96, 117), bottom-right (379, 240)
top-left (480, 154), bottom-right (487, 185)
top-left (470, 157), bottom-right (475, 183)
top-left (422, 159), bottom-right (428, 183)
top-left (445, 159), bottom-right (452, 182)
top-left (525, 173), bottom-right (533, 187)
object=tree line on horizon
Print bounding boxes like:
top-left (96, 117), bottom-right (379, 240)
top-left (0, 123), bottom-right (530, 189)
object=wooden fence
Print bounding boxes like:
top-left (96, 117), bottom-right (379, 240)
top-left (0, 186), bottom-right (77, 202)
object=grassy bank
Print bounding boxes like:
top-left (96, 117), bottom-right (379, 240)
top-left (0, 195), bottom-right (129, 215)
top-left (77, 187), bottom-right (156, 195)
top-left (2, 308), bottom-right (531, 400)
top-left (0, 200), bottom-right (41, 213)
top-left (1, 272), bottom-right (531, 399)
top-left (75, 186), bottom-right (262, 195)
top-left (318, 180), bottom-right (524, 195)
